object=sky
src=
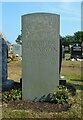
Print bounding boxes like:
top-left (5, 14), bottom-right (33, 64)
top-left (81, 1), bottom-right (83, 30)
top-left (0, 1), bottom-right (82, 44)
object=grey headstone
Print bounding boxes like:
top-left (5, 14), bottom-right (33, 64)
top-left (64, 45), bottom-right (70, 53)
top-left (1, 38), bottom-right (8, 83)
top-left (0, 35), bottom-right (8, 91)
top-left (0, 38), bottom-right (2, 92)
top-left (22, 13), bottom-right (60, 100)
top-left (2, 39), bottom-right (8, 83)
top-left (13, 44), bottom-right (22, 57)
top-left (62, 46), bottom-right (65, 59)
top-left (0, 33), bottom-right (14, 91)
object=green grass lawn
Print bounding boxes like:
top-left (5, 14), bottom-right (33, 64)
top-left (2, 59), bottom-right (83, 119)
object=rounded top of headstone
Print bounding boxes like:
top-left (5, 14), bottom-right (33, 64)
top-left (22, 12), bottom-right (60, 17)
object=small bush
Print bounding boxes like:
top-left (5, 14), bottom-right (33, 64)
top-left (50, 85), bottom-right (73, 105)
top-left (2, 88), bottom-right (22, 103)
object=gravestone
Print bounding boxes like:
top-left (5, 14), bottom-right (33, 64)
top-left (70, 44), bottom-right (82, 59)
top-left (64, 45), bottom-right (70, 53)
top-left (0, 37), bottom-right (8, 83)
top-left (2, 39), bottom-right (8, 83)
top-left (0, 36), bottom-right (8, 91)
top-left (22, 13), bottom-right (60, 100)
top-left (62, 45), bottom-right (65, 59)
top-left (0, 37), bottom-right (2, 92)
top-left (13, 44), bottom-right (22, 57)
top-left (0, 33), bottom-right (14, 91)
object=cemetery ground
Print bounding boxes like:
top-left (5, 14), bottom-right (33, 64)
top-left (2, 55), bottom-right (83, 119)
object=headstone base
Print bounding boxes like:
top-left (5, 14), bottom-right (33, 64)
top-left (59, 76), bottom-right (66, 85)
top-left (2, 80), bottom-right (14, 91)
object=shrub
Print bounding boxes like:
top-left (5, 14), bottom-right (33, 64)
top-left (2, 88), bottom-right (22, 103)
top-left (50, 85), bottom-right (73, 105)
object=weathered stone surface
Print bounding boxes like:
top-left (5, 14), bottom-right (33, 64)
top-left (0, 38), bottom-right (2, 92)
top-left (0, 38), bottom-right (8, 80)
top-left (22, 13), bottom-right (60, 100)
top-left (0, 36), bottom-right (8, 92)
top-left (2, 39), bottom-right (8, 83)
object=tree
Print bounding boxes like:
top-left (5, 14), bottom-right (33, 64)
top-left (74, 31), bottom-right (83, 44)
top-left (64, 35), bottom-right (74, 45)
top-left (60, 35), bottom-right (67, 46)
top-left (15, 34), bottom-right (22, 45)
top-left (60, 31), bottom-right (83, 46)
top-left (60, 35), bottom-right (73, 46)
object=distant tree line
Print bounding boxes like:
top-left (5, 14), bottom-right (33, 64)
top-left (15, 34), bottom-right (22, 45)
top-left (60, 31), bottom-right (83, 46)
top-left (15, 31), bottom-right (83, 45)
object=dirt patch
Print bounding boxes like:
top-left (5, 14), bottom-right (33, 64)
top-left (3, 100), bottom-right (72, 113)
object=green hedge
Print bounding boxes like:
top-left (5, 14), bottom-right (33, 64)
top-left (50, 85), bottom-right (74, 105)
top-left (2, 88), bottom-right (22, 103)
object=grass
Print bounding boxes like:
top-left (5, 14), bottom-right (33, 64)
top-left (2, 59), bottom-right (83, 119)
top-left (8, 60), bottom-right (22, 82)
top-left (61, 60), bottom-right (82, 91)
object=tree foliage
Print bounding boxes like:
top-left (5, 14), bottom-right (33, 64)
top-left (74, 31), bottom-right (83, 43)
top-left (60, 31), bottom-right (83, 45)
top-left (15, 34), bottom-right (22, 45)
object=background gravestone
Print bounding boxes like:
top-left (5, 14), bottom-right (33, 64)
top-left (70, 44), bottom-right (82, 59)
top-left (22, 13), bottom-right (60, 100)
top-left (0, 35), bottom-right (8, 84)
top-left (62, 45), bottom-right (65, 59)
top-left (0, 37), bottom-right (2, 92)
top-left (64, 45), bottom-right (70, 54)
top-left (0, 33), bottom-right (14, 91)
top-left (0, 35), bottom-right (8, 91)
top-left (13, 44), bottom-right (22, 57)
top-left (2, 39), bottom-right (8, 83)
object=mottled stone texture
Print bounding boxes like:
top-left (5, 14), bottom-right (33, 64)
top-left (0, 38), bottom-right (2, 91)
top-left (0, 38), bottom-right (8, 84)
top-left (22, 13), bottom-right (60, 100)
